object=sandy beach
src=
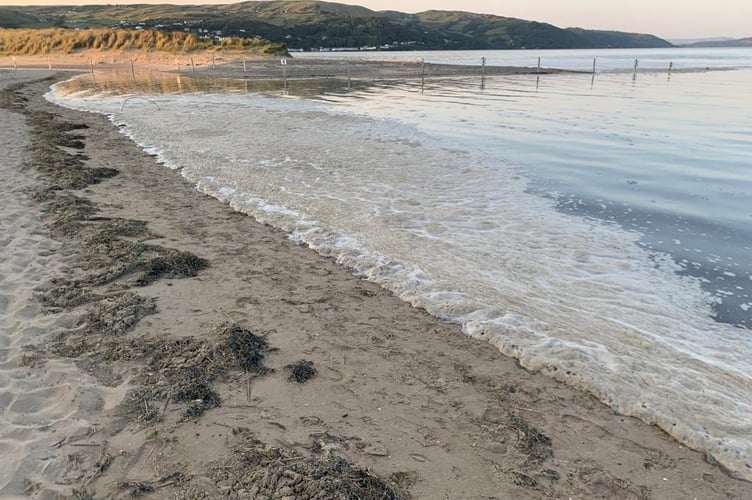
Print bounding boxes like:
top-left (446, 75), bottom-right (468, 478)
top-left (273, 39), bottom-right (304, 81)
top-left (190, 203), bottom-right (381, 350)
top-left (0, 67), bottom-right (749, 499)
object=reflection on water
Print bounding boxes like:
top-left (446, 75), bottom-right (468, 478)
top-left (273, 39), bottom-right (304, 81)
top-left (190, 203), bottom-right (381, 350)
top-left (311, 70), bottom-right (752, 329)
top-left (295, 47), bottom-right (752, 72)
top-left (57, 67), bottom-right (752, 329)
top-left (59, 69), bottom-right (372, 99)
top-left (49, 66), bottom-right (752, 479)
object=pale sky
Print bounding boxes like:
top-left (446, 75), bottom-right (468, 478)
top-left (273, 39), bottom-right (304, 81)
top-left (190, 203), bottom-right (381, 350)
top-left (1, 0), bottom-right (750, 39)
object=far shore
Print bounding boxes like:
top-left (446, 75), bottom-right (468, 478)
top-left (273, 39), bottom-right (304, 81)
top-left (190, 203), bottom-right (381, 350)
top-left (1, 51), bottom-right (726, 88)
top-left (0, 50), bottom-right (577, 81)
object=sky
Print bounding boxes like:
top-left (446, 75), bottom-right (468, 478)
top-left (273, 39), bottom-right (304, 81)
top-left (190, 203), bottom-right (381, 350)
top-left (1, 0), bottom-right (750, 39)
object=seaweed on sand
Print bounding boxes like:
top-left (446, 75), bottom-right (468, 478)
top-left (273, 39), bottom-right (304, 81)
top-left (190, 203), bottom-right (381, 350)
top-left (84, 218), bottom-right (155, 243)
top-left (505, 414), bottom-right (561, 493)
top-left (71, 488), bottom-right (94, 500)
top-left (7, 80), bottom-right (208, 294)
top-left (312, 456), bottom-right (405, 500)
top-left (222, 322), bottom-right (268, 372)
top-left (82, 292), bottom-right (157, 335)
top-left (117, 480), bottom-right (154, 496)
top-left (45, 235), bottom-right (208, 291)
top-left (43, 192), bottom-right (97, 236)
top-left (127, 337), bottom-right (226, 421)
top-left (0, 84), bottom-right (116, 195)
top-left (117, 472), bottom-right (186, 497)
top-left (135, 251), bottom-right (209, 286)
top-left (202, 435), bottom-right (409, 499)
top-left (116, 324), bottom-right (270, 421)
top-left (55, 121), bottom-right (90, 132)
top-left (286, 359), bottom-right (317, 383)
top-left (22, 107), bottom-right (120, 190)
top-left (38, 277), bottom-right (102, 310)
top-left (510, 413), bottom-right (553, 462)
top-left (172, 366), bottom-right (222, 418)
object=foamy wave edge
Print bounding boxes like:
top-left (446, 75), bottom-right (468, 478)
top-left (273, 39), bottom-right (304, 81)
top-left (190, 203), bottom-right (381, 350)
top-left (45, 79), bottom-right (752, 482)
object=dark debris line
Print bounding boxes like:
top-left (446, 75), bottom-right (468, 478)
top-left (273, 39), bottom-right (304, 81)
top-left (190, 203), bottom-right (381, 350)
top-left (0, 76), bottom-right (411, 499)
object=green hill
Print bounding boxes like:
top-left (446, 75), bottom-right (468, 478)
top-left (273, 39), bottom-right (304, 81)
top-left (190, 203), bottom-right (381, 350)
top-left (683, 37), bottom-right (752, 47)
top-left (0, 1), bottom-right (673, 51)
top-left (0, 7), bottom-right (52, 29)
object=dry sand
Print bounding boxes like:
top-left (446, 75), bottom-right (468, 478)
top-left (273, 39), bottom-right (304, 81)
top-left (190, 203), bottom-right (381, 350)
top-left (0, 68), bottom-right (749, 499)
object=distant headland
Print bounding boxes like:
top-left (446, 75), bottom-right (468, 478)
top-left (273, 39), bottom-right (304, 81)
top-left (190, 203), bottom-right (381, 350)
top-left (0, 1), bottom-right (673, 53)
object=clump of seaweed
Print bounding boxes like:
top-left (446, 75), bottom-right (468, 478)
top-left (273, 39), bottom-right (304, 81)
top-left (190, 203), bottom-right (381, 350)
top-left (314, 456), bottom-right (404, 500)
top-left (20, 107), bottom-right (121, 190)
top-left (84, 218), bottom-right (155, 244)
top-left (56, 121), bottom-right (90, 132)
top-left (67, 166), bottom-right (119, 190)
top-left (38, 277), bottom-right (102, 310)
top-left (71, 488), bottom-right (94, 500)
top-left (117, 481), bottom-right (154, 497)
top-left (46, 237), bottom-right (207, 291)
top-left (116, 472), bottom-right (186, 497)
top-left (52, 323), bottom-right (153, 365)
top-left (4, 81), bottom-right (223, 426)
top-left (82, 292), bottom-right (157, 335)
top-left (135, 251), bottom-right (209, 286)
top-left (172, 366), bottom-right (222, 418)
top-left (201, 435), bottom-right (409, 499)
top-left (222, 323), bottom-right (268, 372)
top-left (0, 83), bottom-right (30, 111)
top-left (140, 337), bottom-right (225, 419)
top-left (10, 86), bottom-right (208, 295)
top-left (510, 414), bottom-right (553, 463)
top-left (287, 359), bottom-right (317, 383)
top-left (44, 192), bottom-right (97, 236)
top-left (117, 324), bottom-right (270, 422)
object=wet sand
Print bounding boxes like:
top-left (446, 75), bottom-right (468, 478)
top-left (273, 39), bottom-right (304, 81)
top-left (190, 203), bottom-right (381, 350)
top-left (194, 57), bottom-right (571, 80)
top-left (0, 68), bottom-right (749, 498)
top-left (0, 52), bottom-right (573, 81)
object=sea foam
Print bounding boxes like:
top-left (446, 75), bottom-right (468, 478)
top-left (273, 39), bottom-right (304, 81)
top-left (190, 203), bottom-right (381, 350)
top-left (48, 78), bottom-right (752, 480)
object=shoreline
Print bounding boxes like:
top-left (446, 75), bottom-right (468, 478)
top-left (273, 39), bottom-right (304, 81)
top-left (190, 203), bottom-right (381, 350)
top-left (0, 52), bottom-right (577, 80)
top-left (1, 70), bottom-right (749, 498)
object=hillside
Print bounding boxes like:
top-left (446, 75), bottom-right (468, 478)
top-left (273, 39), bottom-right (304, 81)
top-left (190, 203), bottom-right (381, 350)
top-left (683, 37), bottom-right (752, 47)
top-left (0, 1), bottom-right (673, 51)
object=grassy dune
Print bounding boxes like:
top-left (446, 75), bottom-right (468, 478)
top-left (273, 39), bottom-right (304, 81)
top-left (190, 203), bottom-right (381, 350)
top-left (0, 28), bottom-right (288, 56)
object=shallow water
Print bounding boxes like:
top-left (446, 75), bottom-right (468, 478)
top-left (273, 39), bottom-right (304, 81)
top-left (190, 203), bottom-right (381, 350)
top-left (317, 70), bottom-right (752, 328)
top-left (49, 48), bottom-right (752, 480)
top-left (295, 46), bottom-right (752, 71)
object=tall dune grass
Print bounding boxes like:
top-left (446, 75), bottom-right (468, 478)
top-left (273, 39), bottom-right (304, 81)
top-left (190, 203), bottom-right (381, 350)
top-left (0, 28), bottom-right (287, 55)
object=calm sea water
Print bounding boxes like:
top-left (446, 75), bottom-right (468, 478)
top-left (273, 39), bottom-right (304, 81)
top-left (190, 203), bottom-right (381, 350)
top-left (49, 47), bottom-right (752, 480)
top-left (295, 46), bottom-right (752, 71)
